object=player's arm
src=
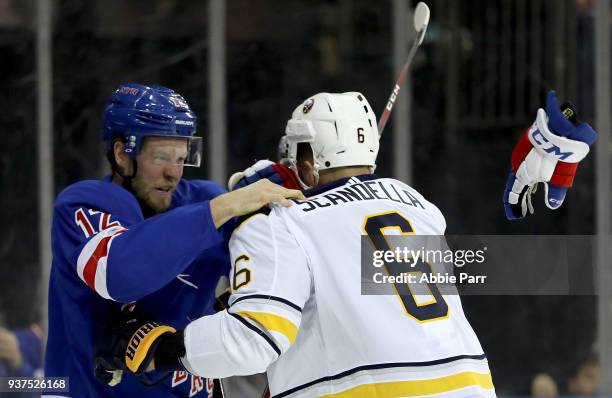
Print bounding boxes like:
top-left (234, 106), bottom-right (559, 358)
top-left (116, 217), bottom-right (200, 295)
top-left (181, 211), bottom-right (311, 377)
top-left (211, 178), bottom-right (304, 227)
top-left (59, 180), bottom-right (302, 303)
top-left (94, 209), bottom-right (311, 380)
top-left (60, 198), bottom-right (224, 303)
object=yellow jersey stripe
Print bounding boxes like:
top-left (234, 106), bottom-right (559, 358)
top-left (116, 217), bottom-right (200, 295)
top-left (319, 371), bottom-right (494, 398)
top-left (236, 311), bottom-right (298, 345)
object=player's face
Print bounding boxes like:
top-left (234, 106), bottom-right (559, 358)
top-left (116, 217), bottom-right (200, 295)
top-left (296, 146), bottom-right (317, 187)
top-left (132, 137), bottom-right (188, 213)
top-left (297, 160), bottom-right (317, 187)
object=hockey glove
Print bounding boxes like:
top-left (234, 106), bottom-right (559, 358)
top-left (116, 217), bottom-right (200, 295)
top-left (94, 309), bottom-right (185, 385)
top-left (94, 305), bottom-right (141, 386)
top-left (228, 160), bottom-right (301, 191)
top-left (503, 91), bottom-right (597, 220)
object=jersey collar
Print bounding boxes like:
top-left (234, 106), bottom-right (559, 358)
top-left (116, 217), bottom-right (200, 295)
top-left (304, 174), bottom-right (379, 197)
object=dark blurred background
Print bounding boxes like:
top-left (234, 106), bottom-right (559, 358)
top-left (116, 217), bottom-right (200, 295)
top-left (0, 0), bottom-right (610, 396)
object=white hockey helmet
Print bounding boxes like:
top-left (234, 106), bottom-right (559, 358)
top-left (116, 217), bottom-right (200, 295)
top-left (283, 92), bottom-right (379, 186)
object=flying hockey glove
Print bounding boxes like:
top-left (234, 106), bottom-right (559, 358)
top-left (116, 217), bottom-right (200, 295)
top-left (228, 159), bottom-right (301, 191)
top-left (503, 91), bottom-right (597, 220)
top-left (94, 311), bottom-right (185, 385)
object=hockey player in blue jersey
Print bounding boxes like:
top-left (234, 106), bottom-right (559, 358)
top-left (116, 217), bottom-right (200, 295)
top-left (44, 83), bottom-right (303, 398)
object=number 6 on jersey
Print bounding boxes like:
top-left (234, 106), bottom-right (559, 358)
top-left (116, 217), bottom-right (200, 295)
top-left (363, 211), bottom-right (449, 322)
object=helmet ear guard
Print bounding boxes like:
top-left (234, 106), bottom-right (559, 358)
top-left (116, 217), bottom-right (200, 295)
top-left (281, 92), bottom-right (380, 188)
top-left (277, 135), bottom-right (290, 165)
top-left (284, 119), bottom-right (319, 188)
top-left (284, 119), bottom-right (317, 165)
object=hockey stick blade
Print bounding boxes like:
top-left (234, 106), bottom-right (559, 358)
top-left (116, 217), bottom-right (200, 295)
top-left (377, 2), bottom-right (430, 136)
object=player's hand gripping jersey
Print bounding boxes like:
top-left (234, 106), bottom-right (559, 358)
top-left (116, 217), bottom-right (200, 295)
top-left (181, 175), bottom-right (495, 398)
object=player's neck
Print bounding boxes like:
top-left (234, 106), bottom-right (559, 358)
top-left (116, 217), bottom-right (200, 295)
top-left (317, 166), bottom-right (372, 185)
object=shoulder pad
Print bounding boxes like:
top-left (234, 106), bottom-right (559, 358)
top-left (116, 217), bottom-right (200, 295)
top-left (55, 180), bottom-right (142, 222)
top-left (235, 207), bottom-right (271, 230)
top-left (172, 179), bottom-right (226, 206)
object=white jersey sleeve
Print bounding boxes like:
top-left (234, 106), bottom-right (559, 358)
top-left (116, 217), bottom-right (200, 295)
top-left (181, 210), bottom-right (311, 378)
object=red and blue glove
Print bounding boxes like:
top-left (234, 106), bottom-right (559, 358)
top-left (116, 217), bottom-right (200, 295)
top-left (503, 91), bottom-right (597, 220)
top-left (227, 160), bottom-right (301, 191)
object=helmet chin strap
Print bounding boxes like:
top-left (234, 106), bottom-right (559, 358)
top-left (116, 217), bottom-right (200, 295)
top-left (111, 156), bottom-right (138, 188)
top-left (108, 144), bottom-right (138, 182)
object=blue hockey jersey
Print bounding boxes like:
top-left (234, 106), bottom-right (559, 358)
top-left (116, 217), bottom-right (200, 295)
top-left (44, 177), bottom-right (233, 397)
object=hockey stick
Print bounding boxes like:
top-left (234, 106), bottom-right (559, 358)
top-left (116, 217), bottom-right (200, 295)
top-left (377, 2), bottom-right (430, 136)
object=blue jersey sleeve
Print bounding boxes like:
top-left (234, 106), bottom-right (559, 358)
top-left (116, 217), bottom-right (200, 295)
top-left (53, 180), bottom-right (225, 303)
top-left (172, 179), bottom-right (227, 205)
top-left (174, 179), bottom-right (238, 240)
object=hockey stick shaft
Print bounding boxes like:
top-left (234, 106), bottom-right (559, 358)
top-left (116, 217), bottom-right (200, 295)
top-left (377, 13), bottom-right (428, 136)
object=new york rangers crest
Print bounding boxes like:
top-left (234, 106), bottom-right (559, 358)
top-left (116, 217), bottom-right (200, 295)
top-left (169, 95), bottom-right (189, 109)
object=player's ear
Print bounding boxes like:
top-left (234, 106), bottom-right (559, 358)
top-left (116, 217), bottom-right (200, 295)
top-left (113, 140), bottom-right (133, 175)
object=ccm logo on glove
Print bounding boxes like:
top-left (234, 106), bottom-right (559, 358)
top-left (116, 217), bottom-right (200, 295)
top-left (530, 129), bottom-right (573, 160)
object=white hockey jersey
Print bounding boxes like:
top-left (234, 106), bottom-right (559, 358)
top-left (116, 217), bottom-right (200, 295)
top-left (181, 175), bottom-right (495, 398)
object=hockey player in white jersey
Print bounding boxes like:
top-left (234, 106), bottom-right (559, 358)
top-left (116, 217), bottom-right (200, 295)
top-left (96, 92), bottom-right (495, 398)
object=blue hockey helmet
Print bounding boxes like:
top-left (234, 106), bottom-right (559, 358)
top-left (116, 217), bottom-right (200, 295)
top-left (102, 83), bottom-right (202, 167)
